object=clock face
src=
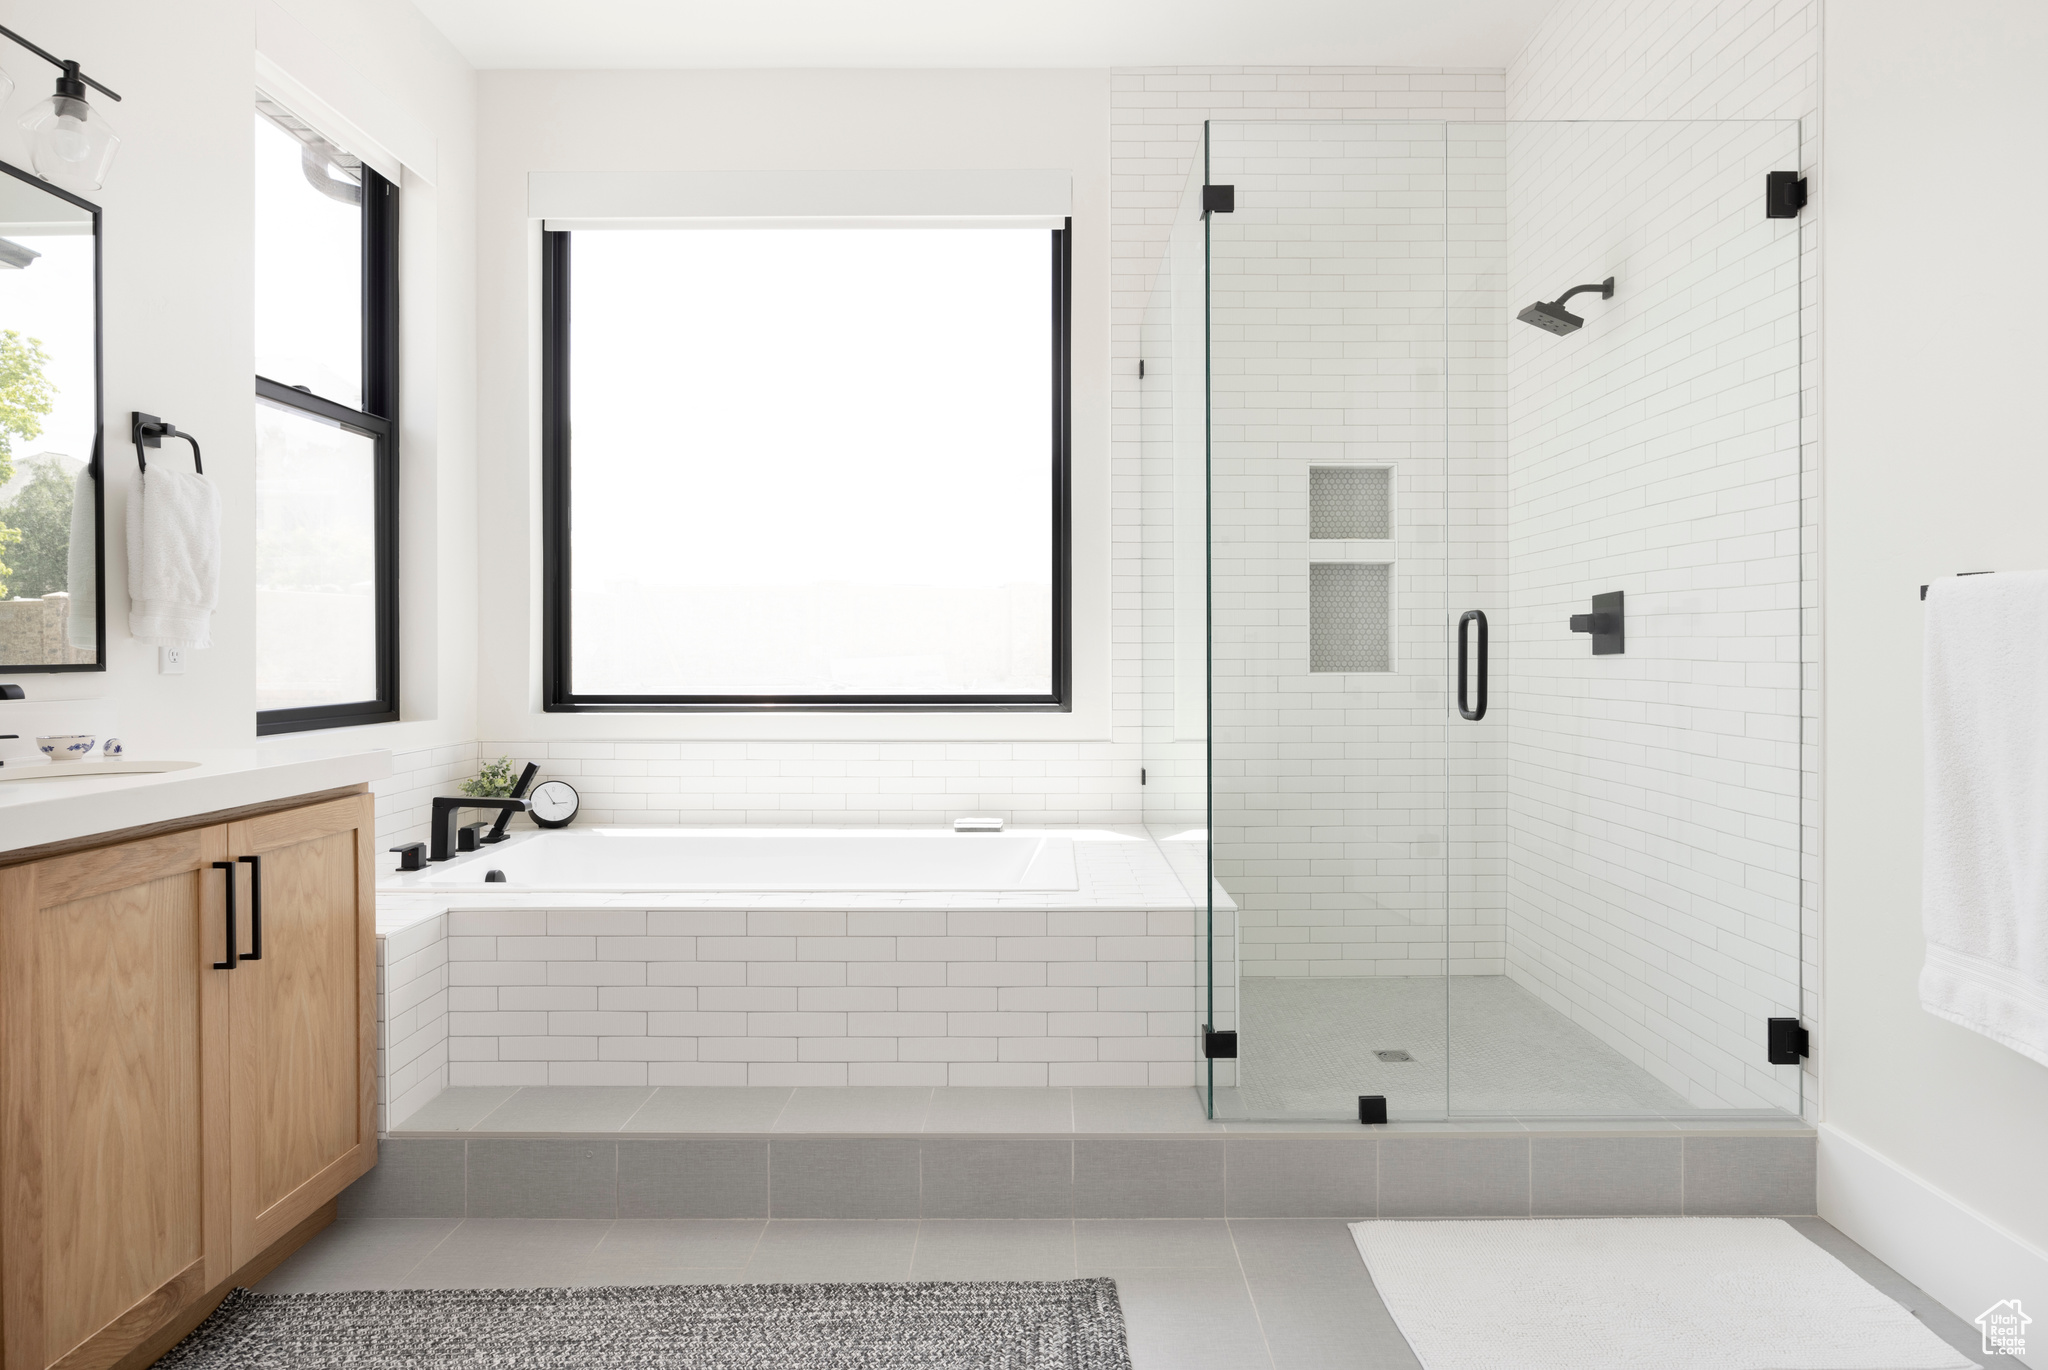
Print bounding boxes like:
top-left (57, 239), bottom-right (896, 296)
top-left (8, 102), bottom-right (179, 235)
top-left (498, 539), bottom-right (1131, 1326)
top-left (529, 779), bottom-right (580, 828)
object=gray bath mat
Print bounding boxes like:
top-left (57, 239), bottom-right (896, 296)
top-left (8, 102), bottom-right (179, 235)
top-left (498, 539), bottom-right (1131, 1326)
top-left (154, 1279), bottom-right (1132, 1369)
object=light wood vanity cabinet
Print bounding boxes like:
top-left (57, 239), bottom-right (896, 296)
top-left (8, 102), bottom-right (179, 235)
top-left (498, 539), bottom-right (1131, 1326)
top-left (0, 790), bottom-right (377, 1370)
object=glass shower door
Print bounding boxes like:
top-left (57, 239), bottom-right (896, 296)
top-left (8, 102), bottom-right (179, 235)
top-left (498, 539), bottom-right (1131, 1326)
top-left (1201, 120), bottom-right (1455, 1121)
top-left (1173, 116), bottom-right (1810, 1123)
top-left (1139, 159), bottom-right (1219, 1109)
top-left (1443, 118), bottom-right (1809, 1119)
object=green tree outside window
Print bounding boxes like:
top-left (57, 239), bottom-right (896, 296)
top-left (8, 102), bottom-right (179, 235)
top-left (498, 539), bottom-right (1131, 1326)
top-left (0, 330), bottom-right (58, 599)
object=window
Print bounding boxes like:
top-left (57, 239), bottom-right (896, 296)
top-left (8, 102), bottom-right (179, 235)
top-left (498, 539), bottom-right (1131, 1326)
top-left (541, 223), bottom-right (1070, 710)
top-left (252, 98), bottom-right (398, 733)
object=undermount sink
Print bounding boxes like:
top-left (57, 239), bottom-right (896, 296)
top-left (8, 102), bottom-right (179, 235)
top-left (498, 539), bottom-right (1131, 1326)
top-left (0, 759), bottom-right (201, 783)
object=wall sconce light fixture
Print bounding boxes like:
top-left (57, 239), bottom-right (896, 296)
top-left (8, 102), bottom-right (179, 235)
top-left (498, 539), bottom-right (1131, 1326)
top-left (0, 24), bottom-right (122, 192)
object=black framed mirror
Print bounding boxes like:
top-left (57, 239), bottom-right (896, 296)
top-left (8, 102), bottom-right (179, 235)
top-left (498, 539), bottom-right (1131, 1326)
top-left (0, 159), bottom-right (99, 672)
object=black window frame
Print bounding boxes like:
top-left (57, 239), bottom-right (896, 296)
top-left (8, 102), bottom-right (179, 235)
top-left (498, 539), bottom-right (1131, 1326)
top-left (540, 220), bottom-right (1072, 713)
top-left (253, 146), bottom-right (400, 736)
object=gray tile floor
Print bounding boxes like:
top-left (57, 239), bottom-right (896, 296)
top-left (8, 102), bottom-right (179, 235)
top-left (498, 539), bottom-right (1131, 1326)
top-left (255, 1216), bottom-right (1994, 1369)
top-left (1228, 976), bottom-right (1730, 1120)
top-left (393, 1084), bottom-right (1814, 1137)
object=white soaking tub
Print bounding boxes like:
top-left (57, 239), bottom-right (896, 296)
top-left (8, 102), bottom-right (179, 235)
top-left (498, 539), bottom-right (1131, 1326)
top-left (371, 825), bottom-right (1232, 1110)
top-left (380, 826), bottom-right (1083, 893)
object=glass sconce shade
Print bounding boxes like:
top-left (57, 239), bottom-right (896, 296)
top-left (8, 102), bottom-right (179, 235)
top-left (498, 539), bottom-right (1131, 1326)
top-left (22, 93), bottom-right (117, 191)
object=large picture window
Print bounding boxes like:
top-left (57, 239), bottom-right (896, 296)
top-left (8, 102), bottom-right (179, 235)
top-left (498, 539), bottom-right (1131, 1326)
top-left (252, 98), bottom-right (398, 734)
top-left (542, 223), bottom-right (1070, 711)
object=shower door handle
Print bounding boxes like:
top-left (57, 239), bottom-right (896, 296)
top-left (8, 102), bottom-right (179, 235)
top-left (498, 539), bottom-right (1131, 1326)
top-left (1457, 610), bottom-right (1488, 721)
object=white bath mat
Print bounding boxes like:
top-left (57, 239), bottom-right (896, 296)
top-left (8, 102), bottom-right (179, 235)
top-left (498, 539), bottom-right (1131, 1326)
top-left (1350, 1218), bottom-right (1975, 1370)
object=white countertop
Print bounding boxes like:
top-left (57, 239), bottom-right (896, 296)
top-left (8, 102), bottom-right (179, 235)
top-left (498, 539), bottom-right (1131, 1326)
top-left (0, 747), bottom-right (391, 855)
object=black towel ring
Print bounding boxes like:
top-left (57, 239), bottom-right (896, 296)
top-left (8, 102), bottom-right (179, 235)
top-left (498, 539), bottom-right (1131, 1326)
top-left (132, 410), bottom-right (201, 475)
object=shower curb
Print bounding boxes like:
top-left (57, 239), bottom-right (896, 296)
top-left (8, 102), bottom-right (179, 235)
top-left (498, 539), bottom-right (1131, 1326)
top-left (340, 1128), bottom-right (1816, 1222)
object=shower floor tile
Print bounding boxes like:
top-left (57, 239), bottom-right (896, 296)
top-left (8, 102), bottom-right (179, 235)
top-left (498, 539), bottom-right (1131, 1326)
top-left (1220, 976), bottom-right (1702, 1121)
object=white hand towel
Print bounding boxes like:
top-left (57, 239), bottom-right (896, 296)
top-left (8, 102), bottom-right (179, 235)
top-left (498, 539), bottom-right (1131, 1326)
top-left (63, 461), bottom-right (95, 651)
top-left (1921, 570), bottom-right (2048, 1067)
top-left (125, 464), bottom-right (219, 649)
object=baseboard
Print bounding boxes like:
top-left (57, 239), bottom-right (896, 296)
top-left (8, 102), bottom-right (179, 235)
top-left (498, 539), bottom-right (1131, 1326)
top-left (1818, 1123), bottom-right (2047, 1368)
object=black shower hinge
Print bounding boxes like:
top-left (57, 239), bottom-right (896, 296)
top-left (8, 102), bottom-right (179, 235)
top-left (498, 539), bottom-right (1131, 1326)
top-left (1765, 171), bottom-right (1808, 219)
top-left (1202, 184), bottom-right (1235, 216)
top-left (1203, 1027), bottom-right (1238, 1059)
top-left (1766, 1017), bottom-right (1810, 1065)
top-left (1138, 359), bottom-right (1146, 379)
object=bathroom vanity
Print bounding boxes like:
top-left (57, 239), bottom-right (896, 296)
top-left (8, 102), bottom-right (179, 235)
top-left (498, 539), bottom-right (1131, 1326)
top-left (0, 749), bottom-right (387, 1370)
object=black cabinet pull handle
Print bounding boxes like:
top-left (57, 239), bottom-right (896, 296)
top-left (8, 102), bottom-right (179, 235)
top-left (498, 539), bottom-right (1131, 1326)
top-left (1458, 610), bottom-right (1489, 721)
top-left (211, 861), bottom-right (238, 970)
top-left (237, 854), bottom-right (263, 961)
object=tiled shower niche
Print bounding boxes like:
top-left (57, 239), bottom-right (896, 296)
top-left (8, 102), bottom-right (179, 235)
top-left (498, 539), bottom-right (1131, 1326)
top-left (1309, 465), bottom-right (1391, 540)
top-left (1308, 464), bottom-right (1395, 674)
top-left (1309, 563), bottom-right (1391, 672)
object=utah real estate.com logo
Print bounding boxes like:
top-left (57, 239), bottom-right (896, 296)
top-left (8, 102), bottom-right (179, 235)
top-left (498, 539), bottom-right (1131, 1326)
top-left (1976, 1299), bottom-right (2030, 1358)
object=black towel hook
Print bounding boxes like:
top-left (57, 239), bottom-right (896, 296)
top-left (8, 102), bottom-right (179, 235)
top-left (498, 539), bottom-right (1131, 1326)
top-left (132, 410), bottom-right (201, 475)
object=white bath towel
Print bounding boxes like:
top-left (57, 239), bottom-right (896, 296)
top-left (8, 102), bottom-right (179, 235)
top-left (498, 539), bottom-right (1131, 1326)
top-left (1921, 569), bottom-right (2048, 1067)
top-left (125, 464), bottom-right (219, 648)
top-left (63, 461), bottom-right (94, 651)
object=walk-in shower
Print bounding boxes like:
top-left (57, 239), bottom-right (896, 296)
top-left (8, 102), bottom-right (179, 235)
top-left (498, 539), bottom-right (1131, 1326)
top-left (1140, 118), bottom-right (1809, 1123)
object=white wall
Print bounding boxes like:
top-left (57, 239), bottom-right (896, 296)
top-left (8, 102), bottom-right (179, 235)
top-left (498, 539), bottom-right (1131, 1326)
top-left (466, 70), bottom-right (1128, 827)
top-left (0, 0), bottom-right (480, 852)
top-left (1822, 0), bottom-right (2048, 1313)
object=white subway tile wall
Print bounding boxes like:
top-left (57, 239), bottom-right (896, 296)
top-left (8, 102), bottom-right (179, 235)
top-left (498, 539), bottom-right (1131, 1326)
top-left (468, 742), bottom-right (1139, 828)
top-left (1199, 119), bottom-right (1511, 982)
top-left (378, 913), bottom-right (450, 1133)
top-left (383, 905), bottom-right (1227, 1097)
top-left (1124, 77), bottom-right (1517, 1013)
top-left (1504, 0), bottom-right (1820, 1114)
top-left (1499, 118), bottom-right (1804, 1113)
top-left (372, 742), bottom-right (482, 852)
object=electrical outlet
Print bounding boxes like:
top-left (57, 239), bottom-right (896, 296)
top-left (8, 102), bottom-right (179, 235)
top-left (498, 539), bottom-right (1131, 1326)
top-left (158, 646), bottom-right (185, 675)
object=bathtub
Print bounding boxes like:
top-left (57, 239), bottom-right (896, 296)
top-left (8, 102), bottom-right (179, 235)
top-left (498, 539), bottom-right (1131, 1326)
top-left (379, 826), bottom-right (1084, 893)
top-left (372, 824), bottom-right (1234, 1110)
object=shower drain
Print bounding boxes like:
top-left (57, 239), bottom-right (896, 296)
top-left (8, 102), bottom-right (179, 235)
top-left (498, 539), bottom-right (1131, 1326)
top-left (1374, 1049), bottom-right (1414, 1063)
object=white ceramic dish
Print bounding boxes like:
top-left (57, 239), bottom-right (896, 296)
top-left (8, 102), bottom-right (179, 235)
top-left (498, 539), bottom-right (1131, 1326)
top-left (36, 734), bottom-right (95, 761)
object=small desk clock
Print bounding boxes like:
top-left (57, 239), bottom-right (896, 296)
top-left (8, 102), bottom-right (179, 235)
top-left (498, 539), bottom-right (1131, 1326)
top-left (528, 779), bottom-right (580, 829)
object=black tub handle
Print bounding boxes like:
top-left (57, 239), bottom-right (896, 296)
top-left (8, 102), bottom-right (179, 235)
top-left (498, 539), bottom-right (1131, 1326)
top-left (1458, 610), bottom-right (1488, 721)
top-left (211, 861), bottom-right (238, 970)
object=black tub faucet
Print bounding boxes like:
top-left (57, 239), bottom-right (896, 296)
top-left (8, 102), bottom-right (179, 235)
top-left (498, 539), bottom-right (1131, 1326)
top-left (430, 795), bottom-right (529, 862)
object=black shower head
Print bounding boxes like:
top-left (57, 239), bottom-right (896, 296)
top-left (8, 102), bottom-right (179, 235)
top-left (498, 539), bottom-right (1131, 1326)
top-left (1517, 299), bottom-right (1584, 334)
top-left (1517, 276), bottom-right (1615, 336)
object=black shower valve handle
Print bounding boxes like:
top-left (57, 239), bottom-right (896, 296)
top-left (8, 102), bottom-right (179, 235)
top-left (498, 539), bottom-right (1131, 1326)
top-left (1569, 613), bottom-right (1618, 635)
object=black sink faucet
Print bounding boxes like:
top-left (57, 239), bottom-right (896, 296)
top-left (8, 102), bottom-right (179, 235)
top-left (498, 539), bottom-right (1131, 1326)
top-left (430, 795), bottom-right (529, 862)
